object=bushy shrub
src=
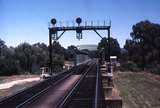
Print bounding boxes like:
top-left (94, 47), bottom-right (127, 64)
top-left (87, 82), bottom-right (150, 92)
top-left (120, 61), bottom-right (141, 72)
top-left (145, 64), bottom-right (160, 75)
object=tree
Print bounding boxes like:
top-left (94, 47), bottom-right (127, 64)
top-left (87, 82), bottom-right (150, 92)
top-left (97, 37), bottom-right (121, 60)
top-left (32, 43), bottom-right (49, 73)
top-left (65, 45), bottom-right (78, 61)
top-left (0, 39), bottom-right (19, 75)
top-left (52, 41), bottom-right (65, 55)
top-left (0, 38), bottom-right (68, 75)
top-left (124, 20), bottom-right (160, 73)
top-left (0, 38), bottom-right (5, 56)
top-left (51, 41), bottom-right (65, 73)
top-left (15, 43), bottom-right (33, 73)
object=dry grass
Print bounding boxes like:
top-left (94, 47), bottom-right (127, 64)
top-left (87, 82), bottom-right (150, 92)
top-left (114, 71), bottom-right (160, 108)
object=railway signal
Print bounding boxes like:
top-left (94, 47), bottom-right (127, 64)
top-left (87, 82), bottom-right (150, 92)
top-left (48, 17), bottom-right (111, 74)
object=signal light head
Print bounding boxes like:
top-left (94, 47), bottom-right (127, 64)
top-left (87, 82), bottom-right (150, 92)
top-left (51, 18), bottom-right (57, 25)
top-left (76, 17), bottom-right (82, 24)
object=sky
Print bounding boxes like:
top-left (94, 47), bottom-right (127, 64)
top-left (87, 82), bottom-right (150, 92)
top-left (0, 0), bottom-right (160, 48)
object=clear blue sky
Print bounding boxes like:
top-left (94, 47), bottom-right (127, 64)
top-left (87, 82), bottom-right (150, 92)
top-left (0, 0), bottom-right (160, 48)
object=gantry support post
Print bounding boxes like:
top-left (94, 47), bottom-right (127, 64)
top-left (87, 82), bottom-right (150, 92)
top-left (107, 26), bottom-right (111, 73)
top-left (108, 27), bottom-right (111, 63)
top-left (49, 29), bottom-right (53, 74)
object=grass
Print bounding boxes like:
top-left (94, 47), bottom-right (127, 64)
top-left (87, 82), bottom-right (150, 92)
top-left (114, 71), bottom-right (160, 108)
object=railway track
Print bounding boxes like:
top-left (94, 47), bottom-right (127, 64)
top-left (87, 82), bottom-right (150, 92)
top-left (18, 64), bottom-right (90, 108)
top-left (58, 59), bottom-right (104, 108)
top-left (0, 60), bottom-right (104, 108)
top-left (0, 64), bottom-right (86, 107)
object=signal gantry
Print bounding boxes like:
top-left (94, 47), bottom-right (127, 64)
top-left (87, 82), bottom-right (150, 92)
top-left (48, 17), bottom-right (111, 73)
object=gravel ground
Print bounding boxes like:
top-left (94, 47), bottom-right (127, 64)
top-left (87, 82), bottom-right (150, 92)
top-left (0, 75), bottom-right (39, 83)
top-left (0, 75), bottom-right (40, 99)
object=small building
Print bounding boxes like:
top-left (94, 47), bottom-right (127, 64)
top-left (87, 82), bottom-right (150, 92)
top-left (77, 44), bottom-right (97, 51)
top-left (110, 56), bottom-right (117, 63)
top-left (40, 67), bottom-right (49, 74)
top-left (63, 61), bottom-right (74, 70)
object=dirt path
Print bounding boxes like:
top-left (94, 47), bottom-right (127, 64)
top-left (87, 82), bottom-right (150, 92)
top-left (0, 77), bottom-right (40, 90)
top-left (0, 75), bottom-right (40, 99)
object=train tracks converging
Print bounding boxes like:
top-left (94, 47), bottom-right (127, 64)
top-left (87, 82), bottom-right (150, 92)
top-left (57, 61), bottom-right (98, 108)
top-left (0, 60), bottom-right (104, 108)
top-left (59, 63), bottom-right (97, 108)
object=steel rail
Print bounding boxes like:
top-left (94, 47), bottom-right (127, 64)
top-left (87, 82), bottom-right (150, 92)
top-left (15, 64), bottom-right (88, 108)
top-left (0, 61), bottom-right (95, 108)
top-left (94, 60), bottom-right (99, 108)
top-left (0, 70), bottom-right (71, 107)
top-left (16, 72), bottom-right (73, 108)
top-left (57, 62), bottom-right (95, 108)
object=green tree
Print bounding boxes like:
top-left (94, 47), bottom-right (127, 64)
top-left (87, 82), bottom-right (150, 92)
top-left (51, 41), bottom-right (65, 73)
top-left (0, 38), bottom-right (5, 57)
top-left (0, 39), bottom-right (19, 75)
top-left (32, 42), bottom-right (49, 73)
top-left (52, 41), bottom-right (65, 55)
top-left (124, 20), bottom-right (160, 73)
top-left (15, 43), bottom-right (33, 73)
top-left (65, 45), bottom-right (78, 61)
top-left (97, 37), bottom-right (121, 60)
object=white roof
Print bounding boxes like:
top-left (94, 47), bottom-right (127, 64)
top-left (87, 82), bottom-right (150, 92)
top-left (110, 56), bottom-right (117, 59)
top-left (77, 44), bottom-right (97, 51)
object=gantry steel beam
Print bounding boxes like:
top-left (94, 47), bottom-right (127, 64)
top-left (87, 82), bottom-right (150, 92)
top-left (48, 17), bottom-right (111, 73)
top-left (49, 26), bottom-right (110, 32)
